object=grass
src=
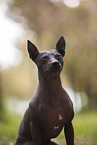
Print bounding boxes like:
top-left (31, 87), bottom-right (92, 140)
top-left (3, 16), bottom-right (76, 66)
top-left (0, 111), bottom-right (21, 145)
top-left (73, 111), bottom-right (97, 145)
top-left (0, 110), bottom-right (97, 145)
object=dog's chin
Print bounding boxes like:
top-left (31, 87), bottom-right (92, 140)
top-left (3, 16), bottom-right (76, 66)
top-left (44, 68), bottom-right (62, 79)
top-left (50, 66), bottom-right (62, 73)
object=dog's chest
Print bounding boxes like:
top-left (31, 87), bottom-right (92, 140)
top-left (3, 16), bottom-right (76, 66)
top-left (39, 102), bottom-right (72, 139)
top-left (40, 104), bottom-right (64, 123)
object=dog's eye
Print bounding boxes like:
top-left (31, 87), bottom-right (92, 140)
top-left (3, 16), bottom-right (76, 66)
top-left (41, 56), bottom-right (49, 60)
top-left (55, 54), bottom-right (61, 59)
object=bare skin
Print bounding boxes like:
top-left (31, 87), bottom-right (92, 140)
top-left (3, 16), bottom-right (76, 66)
top-left (15, 36), bottom-right (74, 145)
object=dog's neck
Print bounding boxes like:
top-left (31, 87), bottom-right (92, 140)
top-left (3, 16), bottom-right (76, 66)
top-left (38, 71), bottom-right (62, 94)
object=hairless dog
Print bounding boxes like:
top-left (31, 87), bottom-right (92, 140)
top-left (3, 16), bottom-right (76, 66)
top-left (15, 36), bottom-right (74, 145)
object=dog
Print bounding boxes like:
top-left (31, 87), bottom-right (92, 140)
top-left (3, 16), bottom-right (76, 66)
top-left (15, 36), bottom-right (74, 145)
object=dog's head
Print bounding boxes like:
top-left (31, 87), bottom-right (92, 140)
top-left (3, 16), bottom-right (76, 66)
top-left (27, 36), bottom-right (66, 76)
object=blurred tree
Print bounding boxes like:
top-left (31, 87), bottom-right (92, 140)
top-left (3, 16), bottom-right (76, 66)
top-left (0, 71), bottom-right (3, 110)
top-left (3, 0), bottom-right (97, 109)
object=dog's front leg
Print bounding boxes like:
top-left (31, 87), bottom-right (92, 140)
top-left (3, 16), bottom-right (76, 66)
top-left (64, 122), bottom-right (74, 145)
top-left (30, 121), bottom-right (42, 145)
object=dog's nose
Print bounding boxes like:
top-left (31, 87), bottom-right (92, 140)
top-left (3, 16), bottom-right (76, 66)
top-left (51, 61), bottom-right (60, 71)
top-left (52, 61), bottom-right (59, 67)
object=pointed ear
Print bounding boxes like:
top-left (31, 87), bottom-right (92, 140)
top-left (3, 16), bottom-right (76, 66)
top-left (27, 40), bottom-right (39, 61)
top-left (56, 36), bottom-right (66, 57)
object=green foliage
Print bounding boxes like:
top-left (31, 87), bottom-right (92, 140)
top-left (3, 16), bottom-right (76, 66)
top-left (74, 111), bottom-right (97, 144)
top-left (0, 111), bottom-right (21, 145)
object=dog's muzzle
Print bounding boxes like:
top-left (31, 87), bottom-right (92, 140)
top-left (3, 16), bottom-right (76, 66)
top-left (47, 61), bottom-right (62, 73)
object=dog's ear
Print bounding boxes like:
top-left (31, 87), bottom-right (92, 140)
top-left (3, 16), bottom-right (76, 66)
top-left (27, 40), bottom-right (39, 61)
top-left (56, 36), bottom-right (66, 57)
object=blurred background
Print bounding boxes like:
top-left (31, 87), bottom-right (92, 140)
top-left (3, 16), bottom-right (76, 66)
top-left (0, 0), bottom-right (97, 145)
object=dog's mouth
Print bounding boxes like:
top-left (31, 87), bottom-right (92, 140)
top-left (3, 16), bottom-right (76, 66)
top-left (38, 63), bottom-right (62, 80)
top-left (44, 62), bottom-right (62, 74)
top-left (50, 63), bottom-right (62, 72)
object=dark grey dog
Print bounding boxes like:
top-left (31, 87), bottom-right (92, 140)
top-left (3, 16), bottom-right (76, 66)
top-left (15, 36), bottom-right (74, 145)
